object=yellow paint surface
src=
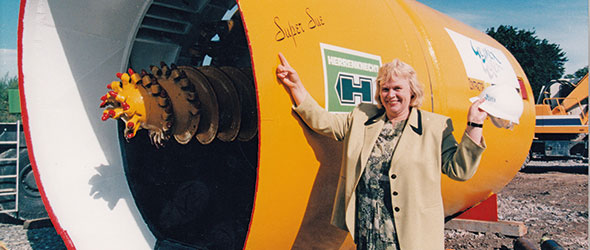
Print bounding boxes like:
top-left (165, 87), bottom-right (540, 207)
top-left (238, 0), bottom-right (535, 248)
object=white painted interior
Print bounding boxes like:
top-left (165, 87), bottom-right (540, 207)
top-left (21, 0), bottom-right (155, 249)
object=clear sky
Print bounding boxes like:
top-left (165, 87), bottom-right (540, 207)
top-left (0, 0), bottom-right (587, 77)
top-left (0, 1), bottom-right (19, 78)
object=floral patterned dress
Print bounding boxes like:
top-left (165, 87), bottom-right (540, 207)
top-left (355, 119), bottom-right (406, 250)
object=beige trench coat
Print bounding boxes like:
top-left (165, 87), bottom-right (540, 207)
top-left (293, 94), bottom-right (486, 250)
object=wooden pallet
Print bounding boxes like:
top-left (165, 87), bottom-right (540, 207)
top-left (445, 218), bottom-right (527, 237)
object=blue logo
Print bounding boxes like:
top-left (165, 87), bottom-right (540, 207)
top-left (471, 41), bottom-right (502, 79)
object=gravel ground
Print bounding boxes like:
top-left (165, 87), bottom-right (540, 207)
top-left (0, 160), bottom-right (587, 250)
top-left (0, 215), bottom-right (65, 250)
top-left (445, 160), bottom-right (588, 250)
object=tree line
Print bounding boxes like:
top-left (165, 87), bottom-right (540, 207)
top-left (486, 25), bottom-right (587, 99)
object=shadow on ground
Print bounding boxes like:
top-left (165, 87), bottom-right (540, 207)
top-left (26, 225), bottom-right (67, 250)
top-left (521, 161), bottom-right (588, 174)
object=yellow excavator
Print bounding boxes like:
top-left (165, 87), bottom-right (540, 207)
top-left (531, 73), bottom-right (588, 161)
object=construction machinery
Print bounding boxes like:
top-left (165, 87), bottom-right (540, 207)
top-left (531, 74), bottom-right (588, 161)
top-left (19, 0), bottom-right (535, 249)
top-left (0, 121), bottom-right (47, 220)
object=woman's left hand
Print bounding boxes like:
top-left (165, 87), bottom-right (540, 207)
top-left (467, 98), bottom-right (488, 124)
top-left (465, 98), bottom-right (488, 145)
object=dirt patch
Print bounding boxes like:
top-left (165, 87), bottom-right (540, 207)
top-left (445, 164), bottom-right (588, 250)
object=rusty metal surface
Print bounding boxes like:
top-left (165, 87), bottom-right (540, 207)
top-left (150, 64), bottom-right (200, 144)
top-left (219, 67), bottom-right (258, 142)
top-left (180, 66), bottom-right (220, 144)
top-left (197, 66), bottom-right (242, 142)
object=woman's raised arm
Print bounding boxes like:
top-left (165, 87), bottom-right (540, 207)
top-left (276, 53), bottom-right (308, 106)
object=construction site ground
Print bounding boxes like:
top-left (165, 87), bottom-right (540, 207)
top-left (445, 160), bottom-right (588, 250)
top-left (0, 160), bottom-right (588, 249)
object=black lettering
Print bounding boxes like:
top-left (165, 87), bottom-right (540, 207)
top-left (274, 17), bottom-right (285, 42)
top-left (306, 8), bottom-right (325, 29)
top-left (273, 9), bottom-right (325, 46)
top-left (306, 8), bottom-right (316, 29)
top-left (287, 21), bottom-right (297, 46)
top-left (296, 23), bottom-right (304, 34)
top-left (288, 22), bottom-right (295, 36)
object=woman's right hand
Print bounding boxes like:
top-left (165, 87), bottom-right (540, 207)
top-left (465, 97), bottom-right (487, 146)
top-left (276, 53), bottom-right (307, 106)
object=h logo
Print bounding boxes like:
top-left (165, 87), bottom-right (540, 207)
top-left (335, 73), bottom-right (373, 105)
top-left (321, 43), bottom-right (381, 113)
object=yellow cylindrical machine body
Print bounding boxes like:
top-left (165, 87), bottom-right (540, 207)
top-left (20, 0), bottom-right (534, 249)
top-left (238, 0), bottom-right (534, 248)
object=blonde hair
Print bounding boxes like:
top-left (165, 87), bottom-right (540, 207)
top-left (375, 59), bottom-right (424, 109)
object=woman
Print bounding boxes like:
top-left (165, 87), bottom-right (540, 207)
top-left (276, 53), bottom-right (487, 250)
